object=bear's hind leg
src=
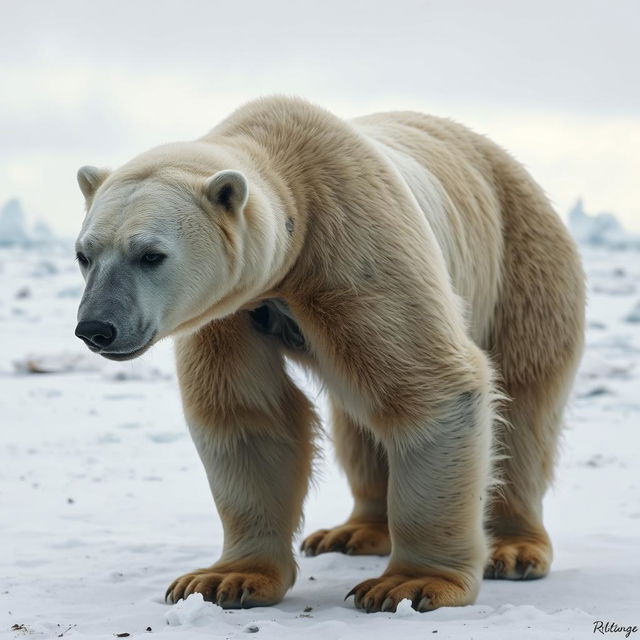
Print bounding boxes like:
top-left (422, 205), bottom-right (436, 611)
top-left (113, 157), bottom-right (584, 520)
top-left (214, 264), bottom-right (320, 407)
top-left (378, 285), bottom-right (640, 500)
top-left (485, 190), bottom-right (585, 581)
top-left (485, 372), bottom-right (576, 580)
top-left (301, 402), bottom-right (390, 556)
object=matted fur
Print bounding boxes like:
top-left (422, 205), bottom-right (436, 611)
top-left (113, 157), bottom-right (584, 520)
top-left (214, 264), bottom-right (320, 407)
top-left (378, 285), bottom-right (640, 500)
top-left (75, 96), bottom-right (585, 612)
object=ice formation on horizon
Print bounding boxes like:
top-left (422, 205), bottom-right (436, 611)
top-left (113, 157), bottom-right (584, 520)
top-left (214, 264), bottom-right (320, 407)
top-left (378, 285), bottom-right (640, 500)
top-left (0, 198), bottom-right (56, 246)
top-left (569, 198), bottom-right (640, 250)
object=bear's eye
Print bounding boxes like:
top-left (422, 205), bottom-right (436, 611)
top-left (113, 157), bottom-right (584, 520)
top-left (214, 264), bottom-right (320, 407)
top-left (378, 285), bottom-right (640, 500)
top-left (76, 251), bottom-right (89, 268)
top-left (141, 253), bottom-right (166, 266)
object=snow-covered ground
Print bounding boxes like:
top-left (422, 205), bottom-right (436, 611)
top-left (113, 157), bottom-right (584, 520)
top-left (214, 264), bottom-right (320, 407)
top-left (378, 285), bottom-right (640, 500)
top-left (1, 236), bottom-right (639, 639)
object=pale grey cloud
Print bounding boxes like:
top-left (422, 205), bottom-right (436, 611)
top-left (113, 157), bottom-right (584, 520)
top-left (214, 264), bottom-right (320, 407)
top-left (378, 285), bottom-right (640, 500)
top-left (1, 0), bottom-right (638, 233)
top-left (2, 0), bottom-right (638, 113)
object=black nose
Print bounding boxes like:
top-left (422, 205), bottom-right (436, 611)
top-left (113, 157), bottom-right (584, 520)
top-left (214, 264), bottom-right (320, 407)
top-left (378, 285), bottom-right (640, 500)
top-left (75, 320), bottom-right (117, 349)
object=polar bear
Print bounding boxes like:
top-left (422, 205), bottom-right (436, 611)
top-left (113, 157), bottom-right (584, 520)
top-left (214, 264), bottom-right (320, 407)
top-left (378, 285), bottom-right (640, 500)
top-left (74, 96), bottom-right (584, 613)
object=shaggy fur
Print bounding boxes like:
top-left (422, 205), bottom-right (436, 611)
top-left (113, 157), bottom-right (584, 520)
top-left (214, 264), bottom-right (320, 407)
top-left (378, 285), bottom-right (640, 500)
top-left (75, 96), bottom-right (585, 613)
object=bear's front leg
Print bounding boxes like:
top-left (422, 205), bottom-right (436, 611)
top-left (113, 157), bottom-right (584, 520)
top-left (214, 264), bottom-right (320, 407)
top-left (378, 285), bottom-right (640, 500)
top-left (347, 349), bottom-right (495, 613)
top-left (166, 315), bottom-right (317, 608)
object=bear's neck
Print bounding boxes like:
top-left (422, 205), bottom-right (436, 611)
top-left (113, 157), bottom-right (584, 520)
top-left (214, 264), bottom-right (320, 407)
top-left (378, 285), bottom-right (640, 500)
top-left (209, 99), bottom-right (381, 291)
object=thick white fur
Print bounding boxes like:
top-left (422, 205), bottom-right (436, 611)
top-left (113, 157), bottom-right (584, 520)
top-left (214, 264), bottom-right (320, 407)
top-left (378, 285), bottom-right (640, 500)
top-left (75, 96), bottom-right (585, 612)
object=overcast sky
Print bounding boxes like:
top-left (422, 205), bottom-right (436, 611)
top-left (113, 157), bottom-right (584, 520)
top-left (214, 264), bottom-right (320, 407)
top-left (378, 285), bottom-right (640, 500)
top-left (1, 0), bottom-right (639, 234)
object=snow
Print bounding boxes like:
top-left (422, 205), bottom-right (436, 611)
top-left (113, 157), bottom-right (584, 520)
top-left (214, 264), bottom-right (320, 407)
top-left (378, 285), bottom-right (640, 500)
top-left (1, 240), bottom-right (639, 639)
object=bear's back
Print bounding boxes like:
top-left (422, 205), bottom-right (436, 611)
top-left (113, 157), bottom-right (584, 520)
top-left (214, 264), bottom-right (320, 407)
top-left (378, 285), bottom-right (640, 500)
top-left (352, 112), bottom-right (506, 346)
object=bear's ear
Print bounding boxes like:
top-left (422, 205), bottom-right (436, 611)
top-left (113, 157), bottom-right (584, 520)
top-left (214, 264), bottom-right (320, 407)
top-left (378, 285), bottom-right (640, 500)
top-left (204, 170), bottom-right (249, 214)
top-left (77, 166), bottom-right (110, 201)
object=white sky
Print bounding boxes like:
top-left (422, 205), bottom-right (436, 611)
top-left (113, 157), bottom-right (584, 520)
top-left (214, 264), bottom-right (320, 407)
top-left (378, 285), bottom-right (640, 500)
top-left (1, 0), bottom-right (639, 234)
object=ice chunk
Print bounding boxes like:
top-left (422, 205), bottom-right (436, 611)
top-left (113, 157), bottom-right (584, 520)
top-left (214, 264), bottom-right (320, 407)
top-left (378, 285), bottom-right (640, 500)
top-left (0, 199), bottom-right (58, 245)
top-left (395, 598), bottom-right (420, 616)
top-left (32, 219), bottom-right (55, 244)
top-left (625, 300), bottom-right (640, 323)
top-left (0, 198), bottom-right (29, 245)
top-left (569, 198), bottom-right (640, 249)
top-left (165, 593), bottom-right (222, 626)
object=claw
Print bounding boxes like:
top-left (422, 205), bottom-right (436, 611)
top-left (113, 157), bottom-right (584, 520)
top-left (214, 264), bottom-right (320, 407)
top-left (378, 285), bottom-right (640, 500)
top-left (522, 563), bottom-right (533, 579)
top-left (165, 587), bottom-right (174, 604)
top-left (364, 597), bottom-right (374, 613)
top-left (494, 559), bottom-right (505, 578)
top-left (417, 596), bottom-right (431, 612)
top-left (381, 597), bottom-right (395, 612)
top-left (240, 588), bottom-right (251, 607)
top-left (344, 587), bottom-right (357, 601)
top-left (216, 591), bottom-right (227, 607)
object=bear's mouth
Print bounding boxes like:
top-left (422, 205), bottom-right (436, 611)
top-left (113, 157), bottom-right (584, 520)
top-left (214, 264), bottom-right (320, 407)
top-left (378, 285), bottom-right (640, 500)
top-left (97, 333), bottom-right (157, 361)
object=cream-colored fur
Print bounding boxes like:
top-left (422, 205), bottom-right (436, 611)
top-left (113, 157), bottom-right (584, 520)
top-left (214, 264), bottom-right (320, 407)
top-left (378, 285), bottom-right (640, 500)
top-left (75, 96), bottom-right (585, 612)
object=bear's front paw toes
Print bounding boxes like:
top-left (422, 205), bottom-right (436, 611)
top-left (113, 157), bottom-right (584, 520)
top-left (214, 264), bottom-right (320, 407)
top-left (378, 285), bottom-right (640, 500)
top-left (345, 573), bottom-right (473, 613)
top-left (166, 567), bottom-right (285, 608)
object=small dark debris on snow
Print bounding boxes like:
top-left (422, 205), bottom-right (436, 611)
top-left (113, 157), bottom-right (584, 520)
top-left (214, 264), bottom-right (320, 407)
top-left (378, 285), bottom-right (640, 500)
top-left (244, 624), bottom-right (260, 633)
top-left (579, 385), bottom-right (611, 398)
top-left (303, 606), bottom-right (312, 613)
top-left (115, 634), bottom-right (130, 638)
top-left (67, 497), bottom-right (74, 504)
top-left (625, 301), bottom-right (640, 323)
top-left (146, 626), bottom-right (152, 632)
top-left (11, 623), bottom-right (27, 631)
top-left (308, 576), bottom-right (316, 580)
top-left (585, 453), bottom-right (614, 468)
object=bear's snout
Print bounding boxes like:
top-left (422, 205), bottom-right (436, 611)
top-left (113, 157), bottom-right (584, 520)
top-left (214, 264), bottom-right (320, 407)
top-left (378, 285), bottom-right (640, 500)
top-left (75, 320), bottom-right (117, 350)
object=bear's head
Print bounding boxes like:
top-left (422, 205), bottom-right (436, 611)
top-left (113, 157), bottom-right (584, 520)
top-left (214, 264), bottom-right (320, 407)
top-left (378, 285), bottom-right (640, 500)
top-left (74, 143), bottom-right (280, 360)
